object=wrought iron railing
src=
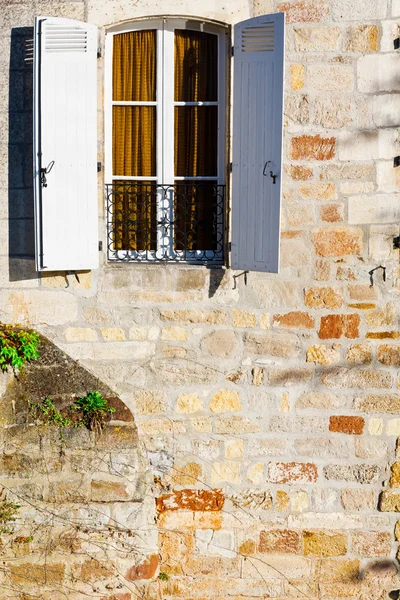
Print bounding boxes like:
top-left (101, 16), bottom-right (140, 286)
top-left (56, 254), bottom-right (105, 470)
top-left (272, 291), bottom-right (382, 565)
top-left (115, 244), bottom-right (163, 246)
top-left (106, 182), bottom-right (225, 263)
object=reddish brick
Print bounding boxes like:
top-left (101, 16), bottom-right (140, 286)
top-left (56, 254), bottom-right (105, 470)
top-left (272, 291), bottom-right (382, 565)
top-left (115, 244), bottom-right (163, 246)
top-left (156, 489), bottom-right (224, 513)
top-left (319, 314), bottom-right (360, 339)
top-left (278, 0), bottom-right (329, 23)
top-left (259, 529), bottom-right (301, 554)
top-left (290, 134), bottom-right (335, 161)
top-left (125, 554), bottom-right (158, 582)
top-left (320, 204), bottom-right (344, 223)
top-left (273, 311), bottom-right (314, 329)
top-left (329, 416), bottom-right (364, 435)
top-left (266, 462), bottom-right (318, 484)
top-left (312, 227), bottom-right (363, 257)
top-left (286, 165), bottom-right (313, 180)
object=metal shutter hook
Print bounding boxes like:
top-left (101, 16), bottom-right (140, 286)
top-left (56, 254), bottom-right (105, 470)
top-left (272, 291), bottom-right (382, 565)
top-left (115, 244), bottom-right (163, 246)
top-left (263, 161), bottom-right (277, 184)
top-left (40, 160), bottom-right (55, 188)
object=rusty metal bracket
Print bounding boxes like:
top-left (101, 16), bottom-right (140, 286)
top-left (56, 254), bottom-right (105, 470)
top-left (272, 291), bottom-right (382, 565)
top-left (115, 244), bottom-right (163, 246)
top-left (232, 270), bottom-right (249, 289)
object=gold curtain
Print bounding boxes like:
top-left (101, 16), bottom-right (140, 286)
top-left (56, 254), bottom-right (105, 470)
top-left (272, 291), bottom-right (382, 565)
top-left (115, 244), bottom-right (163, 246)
top-left (174, 30), bottom-right (218, 250)
top-left (112, 31), bottom-right (156, 251)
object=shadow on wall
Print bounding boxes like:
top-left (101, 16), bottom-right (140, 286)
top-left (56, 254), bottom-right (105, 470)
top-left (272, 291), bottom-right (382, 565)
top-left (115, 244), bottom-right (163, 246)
top-left (8, 27), bottom-right (36, 282)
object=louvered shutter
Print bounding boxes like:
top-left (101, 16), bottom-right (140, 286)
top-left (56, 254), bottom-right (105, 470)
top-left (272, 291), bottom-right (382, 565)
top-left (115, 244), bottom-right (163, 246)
top-left (33, 17), bottom-right (98, 271)
top-left (231, 13), bottom-right (284, 273)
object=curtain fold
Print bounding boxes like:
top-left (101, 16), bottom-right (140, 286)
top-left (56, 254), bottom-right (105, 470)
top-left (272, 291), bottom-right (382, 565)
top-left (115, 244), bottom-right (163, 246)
top-left (112, 31), bottom-right (156, 251)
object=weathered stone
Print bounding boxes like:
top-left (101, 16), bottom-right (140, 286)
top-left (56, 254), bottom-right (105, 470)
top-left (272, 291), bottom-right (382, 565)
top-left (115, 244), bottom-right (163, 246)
top-left (101, 327), bottom-right (125, 341)
top-left (304, 286), bottom-right (343, 309)
top-left (308, 65), bottom-right (354, 92)
top-left (367, 331), bottom-right (400, 339)
top-left (304, 531), bottom-right (347, 557)
top-left (266, 462), bottom-right (318, 484)
top-left (294, 437), bottom-right (350, 459)
top-left (211, 461), bottom-right (241, 484)
top-left (354, 394), bottom-right (400, 413)
top-left (306, 344), bottom-right (340, 365)
top-left (278, 0), bottom-right (329, 22)
top-left (347, 344), bottom-right (372, 364)
top-left (209, 390), bottom-right (242, 413)
top-left (344, 25), bottom-right (378, 52)
top-left (351, 532), bottom-right (391, 557)
top-left (324, 464), bottom-right (380, 484)
top-left (290, 64), bottom-right (305, 90)
top-left (9, 562), bottom-right (65, 586)
top-left (149, 359), bottom-right (219, 385)
top-left (284, 93), bottom-right (310, 124)
top-left (319, 314), bottom-right (360, 339)
top-left (387, 419), bottom-right (400, 435)
top-left (294, 26), bottom-right (340, 51)
top-left (329, 416), bottom-right (364, 435)
top-left (244, 331), bottom-right (301, 358)
top-left (286, 165), bottom-right (312, 180)
top-left (248, 438), bottom-right (287, 457)
top-left (134, 391), bottom-right (168, 415)
top-left (341, 488), bottom-right (376, 511)
top-left (296, 391), bottom-right (343, 410)
top-left (228, 489), bottom-right (273, 511)
top-left (91, 480), bottom-right (130, 502)
top-left (314, 97), bottom-right (352, 129)
top-left (267, 368), bottom-right (313, 386)
top-left (247, 462), bottom-right (264, 484)
top-left (161, 326), bottom-right (188, 341)
top-left (250, 280), bottom-right (301, 309)
top-left (65, 327), bottom-right (98, 342)
top-left (320, 204), bottom-right (344, 223)
top-left (231, 309), bottom-right (256, 328)
top-left (389, 462), bottom-right (400, 488)
top-left (380, 491), bottom-right (400, 512)
top-left (369, 418), bottom-right (383, 435)
top-left (290, 134), bottom-right (336, 161)
top-left (324, 369), bottom-right (393, 389)
top-left (312, 227), bottom-right (363, 256)
top-left (378, 344), bottom-right (400, 366)
top-left (331, 0), bottom-right (387, 21)
top-left (320, 163), bottom-right (375, 181)
top-left (176, 393), bottom-right (203, 414)
top-left (157, 489), bottom-right (224, 513)
top-left (160, 309), bottom-right (227, 324)
top-left (215, 416), bottom-right (261, 434)
top-left (259, 529), bottom-right (301, 554)
top-left (225, 438), bottom-right (244, 459)
top-left (201, 330), bottom-right (237, 358)
top-left (318, 559), bottom-right (360, 583)
top-left (125, 554), bottom-right (158, 582)
top-left (273, 311), bottom-right (314, 329)
top-left (287, 203), bottom-right (315, 228)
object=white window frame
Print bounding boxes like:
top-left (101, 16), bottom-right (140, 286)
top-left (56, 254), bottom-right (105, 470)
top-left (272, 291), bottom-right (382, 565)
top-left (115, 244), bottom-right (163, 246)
top-left (104, 18), bottom-right (228, 263)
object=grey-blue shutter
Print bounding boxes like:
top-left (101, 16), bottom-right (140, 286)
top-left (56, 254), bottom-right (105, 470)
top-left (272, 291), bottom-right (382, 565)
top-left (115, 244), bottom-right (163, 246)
top-left (231, 13), bottom-right (285, 273)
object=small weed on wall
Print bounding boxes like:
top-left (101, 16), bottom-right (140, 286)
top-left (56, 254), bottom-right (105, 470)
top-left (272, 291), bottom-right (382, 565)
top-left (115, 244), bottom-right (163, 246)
top-left (0, 324), bottom-right (40, 374)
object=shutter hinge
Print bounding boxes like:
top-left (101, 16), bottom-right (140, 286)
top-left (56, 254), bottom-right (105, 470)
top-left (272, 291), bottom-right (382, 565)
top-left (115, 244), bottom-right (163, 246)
top-left (394, 38), bottom-right (400, 50)
top-left (394, 157), bottom-right (400, 168)
top-left (228, 162), bottom-right (232, 173)
top-left (99, 241), bottom-right (103, 251)
top-left (97, 47), bottom-right (102, 58)
top-left (97, 162), bottom-right (102, 172)
top-left (231, 46), bottom-right (234, 56)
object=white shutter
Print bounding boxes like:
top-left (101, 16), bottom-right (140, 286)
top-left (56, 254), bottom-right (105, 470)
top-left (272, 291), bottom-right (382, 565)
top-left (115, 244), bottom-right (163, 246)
top-left (33, 17), bottom-right (98, 271)
top-left (231, 13), bottom-right (284, 273)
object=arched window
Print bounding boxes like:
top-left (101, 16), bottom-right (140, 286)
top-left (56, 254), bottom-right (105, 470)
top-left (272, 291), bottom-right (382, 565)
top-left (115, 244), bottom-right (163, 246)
top-left (105, 19), bottom-right (227, 263)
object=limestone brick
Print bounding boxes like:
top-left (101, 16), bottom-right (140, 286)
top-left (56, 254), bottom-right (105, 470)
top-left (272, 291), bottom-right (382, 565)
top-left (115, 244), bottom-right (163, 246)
top-left (341, 488), bottom-right (376, 511)
top-left (340, 129), bottom-right (399, 162)
top-left (161, 326), bottom-right (188, 341)
top-left (358, 54), bottom-right (398, 93)
top-left (291, 491), bottom-right (309, 512)
top-left (312, 227), bottom-right (363, 257)
top-left (284, 93), bottom-right (310, 125)
top-left (366, 302), bottom-right (396, 328)
top-left (329, 416), bottom-right (364, 435)
top-left (344, 25), bottom-right (378, 52)
top-left (314, 97), bottom-right (352, 129)
top-left (306, 344), bottom-right (340, 365)
top-left (244, 331), bottom-right (301, 358)
top-left (231, 309), bottom-right (256, 328)
top-left (290, 134), bottom-right (336, 161)
top-left (369, 418), bottom-right (383, 435)
top-left (258, 529), bottom-right (301, 554)
top-left (323, 464), bottom-right (380, 484)
top-left (280, 236), bottom-right (312, 267)
top-left (305, 286), bottom-right (343, 309)
top-left (380, 491), bottom-right (400, 512)
top-left (320, 204), bottom-right (344, 223)
top-left (160, 309), bottom-right (227, 324)
top-left (134, 391), bottom-right (168, 415)
top-left (318, 314), bottom-right (360, 339)
top-left (387, 419), bottom-right (400, 436)
top-left (299, 182), bottom-right (337, 201)
top-left (225, 439), bottom-right (244, 459)
top-left (273, 311), bottom-right (314, 329)
top-left (378, 344), bottom-right (400, 366)
top-left (308, 65), bottom-right (354, 92)
top-left (101, 328), bottom-right (125, 341)
top-left (65, 328), bottom-right (98, 342)
top-left (356, 437), bottom-right (387, 460)
top-left (266, 461), bottom-right (318, 484)
top-left (349, 194), bottom-right (400, 224)
top-left (211, 461), bottom-right (241, 484)
top-left (191, 416), bottom-right (212, 433)
top-left (201, 330), bottom-right (237, 358)
top-left (286, 165), bottom-right (312, 180)
top-left (278, 0), bottom-right (329, 23)
top-left (247, 462), bottom-right (264, 484)
top-left (304, 531), bottom-right (347, 557)
top-left (320, 163), bottom-right (375, 181)
top-left (209, 390), bottom-right (242, 413)
top-left (324, 369), bottom-right (393, 390)
top-left (0, 290), bottom-right (79, 326)
top-left (296, 391), bottom-right (344, 410)
top-left (354, 394), bottom-right (400, 413)
top-left (331, 0), bottom-right (387, 20)
top-left (346, 344), bottom-right (372, 364)
top-left (286, 203), bottom-right (315, 228)
top-left (351, 532), bottom-right (391, 557)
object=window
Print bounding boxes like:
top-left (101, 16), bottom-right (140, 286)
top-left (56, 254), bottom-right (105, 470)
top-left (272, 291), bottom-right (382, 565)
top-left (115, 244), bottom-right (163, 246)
top-left (105, 20), bottom-right (227, 264)
top-left (33, 14), bottom-right (284, 274)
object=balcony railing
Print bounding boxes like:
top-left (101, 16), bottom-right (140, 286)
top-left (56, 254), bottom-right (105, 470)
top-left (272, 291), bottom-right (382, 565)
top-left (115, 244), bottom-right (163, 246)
top-left (106, 182), bottom-right (225, 264)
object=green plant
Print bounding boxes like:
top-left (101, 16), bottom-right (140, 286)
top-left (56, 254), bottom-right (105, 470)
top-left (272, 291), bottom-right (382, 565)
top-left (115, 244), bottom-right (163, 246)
top-left (158, 572), bottom-right (169, 582)
top-left (0, 324), bottom-right (40, 373)
top-left (73, 390), bottom-right (115, 431)
top-left (0, 501), bottom-right (21, 534)
top-left (30, 398), bottom-right (73, 428)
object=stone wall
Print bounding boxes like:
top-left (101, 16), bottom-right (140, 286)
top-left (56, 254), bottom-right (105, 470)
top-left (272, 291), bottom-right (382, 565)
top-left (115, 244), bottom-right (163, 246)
top-left (1, 0), bottom-right (400, 598)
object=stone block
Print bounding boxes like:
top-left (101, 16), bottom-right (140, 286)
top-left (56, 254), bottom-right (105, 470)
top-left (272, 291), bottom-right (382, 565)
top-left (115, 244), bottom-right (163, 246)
top-left (280, 237), bottom-right (312, 267)
top-left (91, 479), bottom-right (130, 502)
top-left (380, 491), bottom-right (400, 511)
top-left (369, 418), bottom-right (383, 435)
top-left (366, 302), bottom-right (396, 328)
top-left (306, 344), bottom-right (341, 365)
top-left (286, 203), bottom-right (315, 228)
top-left (296, 391), bottom-right (343, 409)
top-left (290, 64), bottom-right (305, 90)
top-left (286, 165), bottom-right (312, 180)
top-left (65, 327), bottom-right (98, 342)
top-left (351, 532), bottom-right (391, 557)
top-left (134, 390), bottom-right (168, 415)
top-left (209, 390), bottom-right (242, 413)
top-left (323, 369), bottom-right (393, 389)
top-left (267, 368), bottom-right (313, 386)
top-left (231, 309), bottom-right (256, 328)
top-left (0, 290), bottom-right (79, 326)
top-left (358, 54), bottom-right (398, 92)
top-left (378, 344), bottom-right (400, 366)
top-left (157, 489), bottom-right (224, 513)
top-left (331, 0), bottom-right (386, 20)
top-left (266, 461), bottom-right (318, 484)
top-left (304, 286), bottom-right (343, 309)
top-left (320, 204), bottom-right (344, 223)
top-left (247, 462), bottom-right (264, 484)
top-left (355, 438), bottom-right (387, 460)
top-left (249, 279), bottom-right (301, 309)
top-left (341, 489), bottom-right (376, 511)
top-left (312, 227), bottom-right (363, 257)
top-left (101, 327), bottom-right (125, 341)
top-left (349, 194), bottom-right (400, 224)
top-left (211, 461), bottom-right (241, 484)
top-left (340, 129), bottom-right (398, 162)
top-left (259, 529), bottom-right (301, 554)
top-left (294, 26), bottom-right (340, 51)
top-left (225, 438), bottom-right (244, 459)
top-left (303, 531), bottom-right (347, 557)
top-left (248, 438), bottom-right (287, 456)
top-left (344, 25), bottom-right (378, 52)
top-left (346, 344), bottom-right (372, 364)
top-left (161, 326), bottom-right (188, 341)
top-left (324, 464), bottom-right (380, 484)
top-left (160, 309), bottom-right (227, 324)
top-left (387, 418), bottom-right (400, 435)
top-left (9, 562), bottom-right (65, 586)
top-left (244, 331), bottom-right (301, 358)
top-left (294, 437), bottom-right (350, 459)
top-left (289, 512), bottom-right (363, 530)
top-left (308, 64), bottom-right (354, 92)
top-left (290, 134), bottom-right (336, 161)
top-left (354, 394), bottom-right (400, 413)
top-left (329, 415), bottom-right (364, 435)
top-left (319, 559), bottom-right (361, 583)
top-left (176, 393), bottom-right (203, 414)
top-left (284, 93), bottom-right (310, 124)
top-left (318, 314), bottom-right (360, 339)
top-left (277, 0), bottom-right (329, 22)
top-left (273, 311), bottom-right (314, 329)
top-left (215, 416), bottom-right (261, 434)
top-left (201, 330), bottom-right (237, 358)
top-left (320, 163), bottom-right (375, 181)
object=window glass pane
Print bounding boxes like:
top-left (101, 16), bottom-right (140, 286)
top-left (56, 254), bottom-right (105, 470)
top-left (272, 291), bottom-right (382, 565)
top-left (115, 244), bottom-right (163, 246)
top-left (112, 181), bottom-right (157, 251)
top-left (174, 181), bottom-right (221, 251)
top-left (113, 106), bottom-right (156, 177)
top-left (174, 106), bottom-right (217, 177)
top-left (174, 30), bottom-right (217, 102)
top-left (113, 30), bottom-right (156, 101)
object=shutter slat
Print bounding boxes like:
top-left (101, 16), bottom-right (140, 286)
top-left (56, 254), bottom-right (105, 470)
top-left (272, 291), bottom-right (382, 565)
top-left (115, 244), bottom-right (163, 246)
top-left (33, 16), bottom-right (98, 271)
top-left (231, 12), bottom-right (284, 273)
